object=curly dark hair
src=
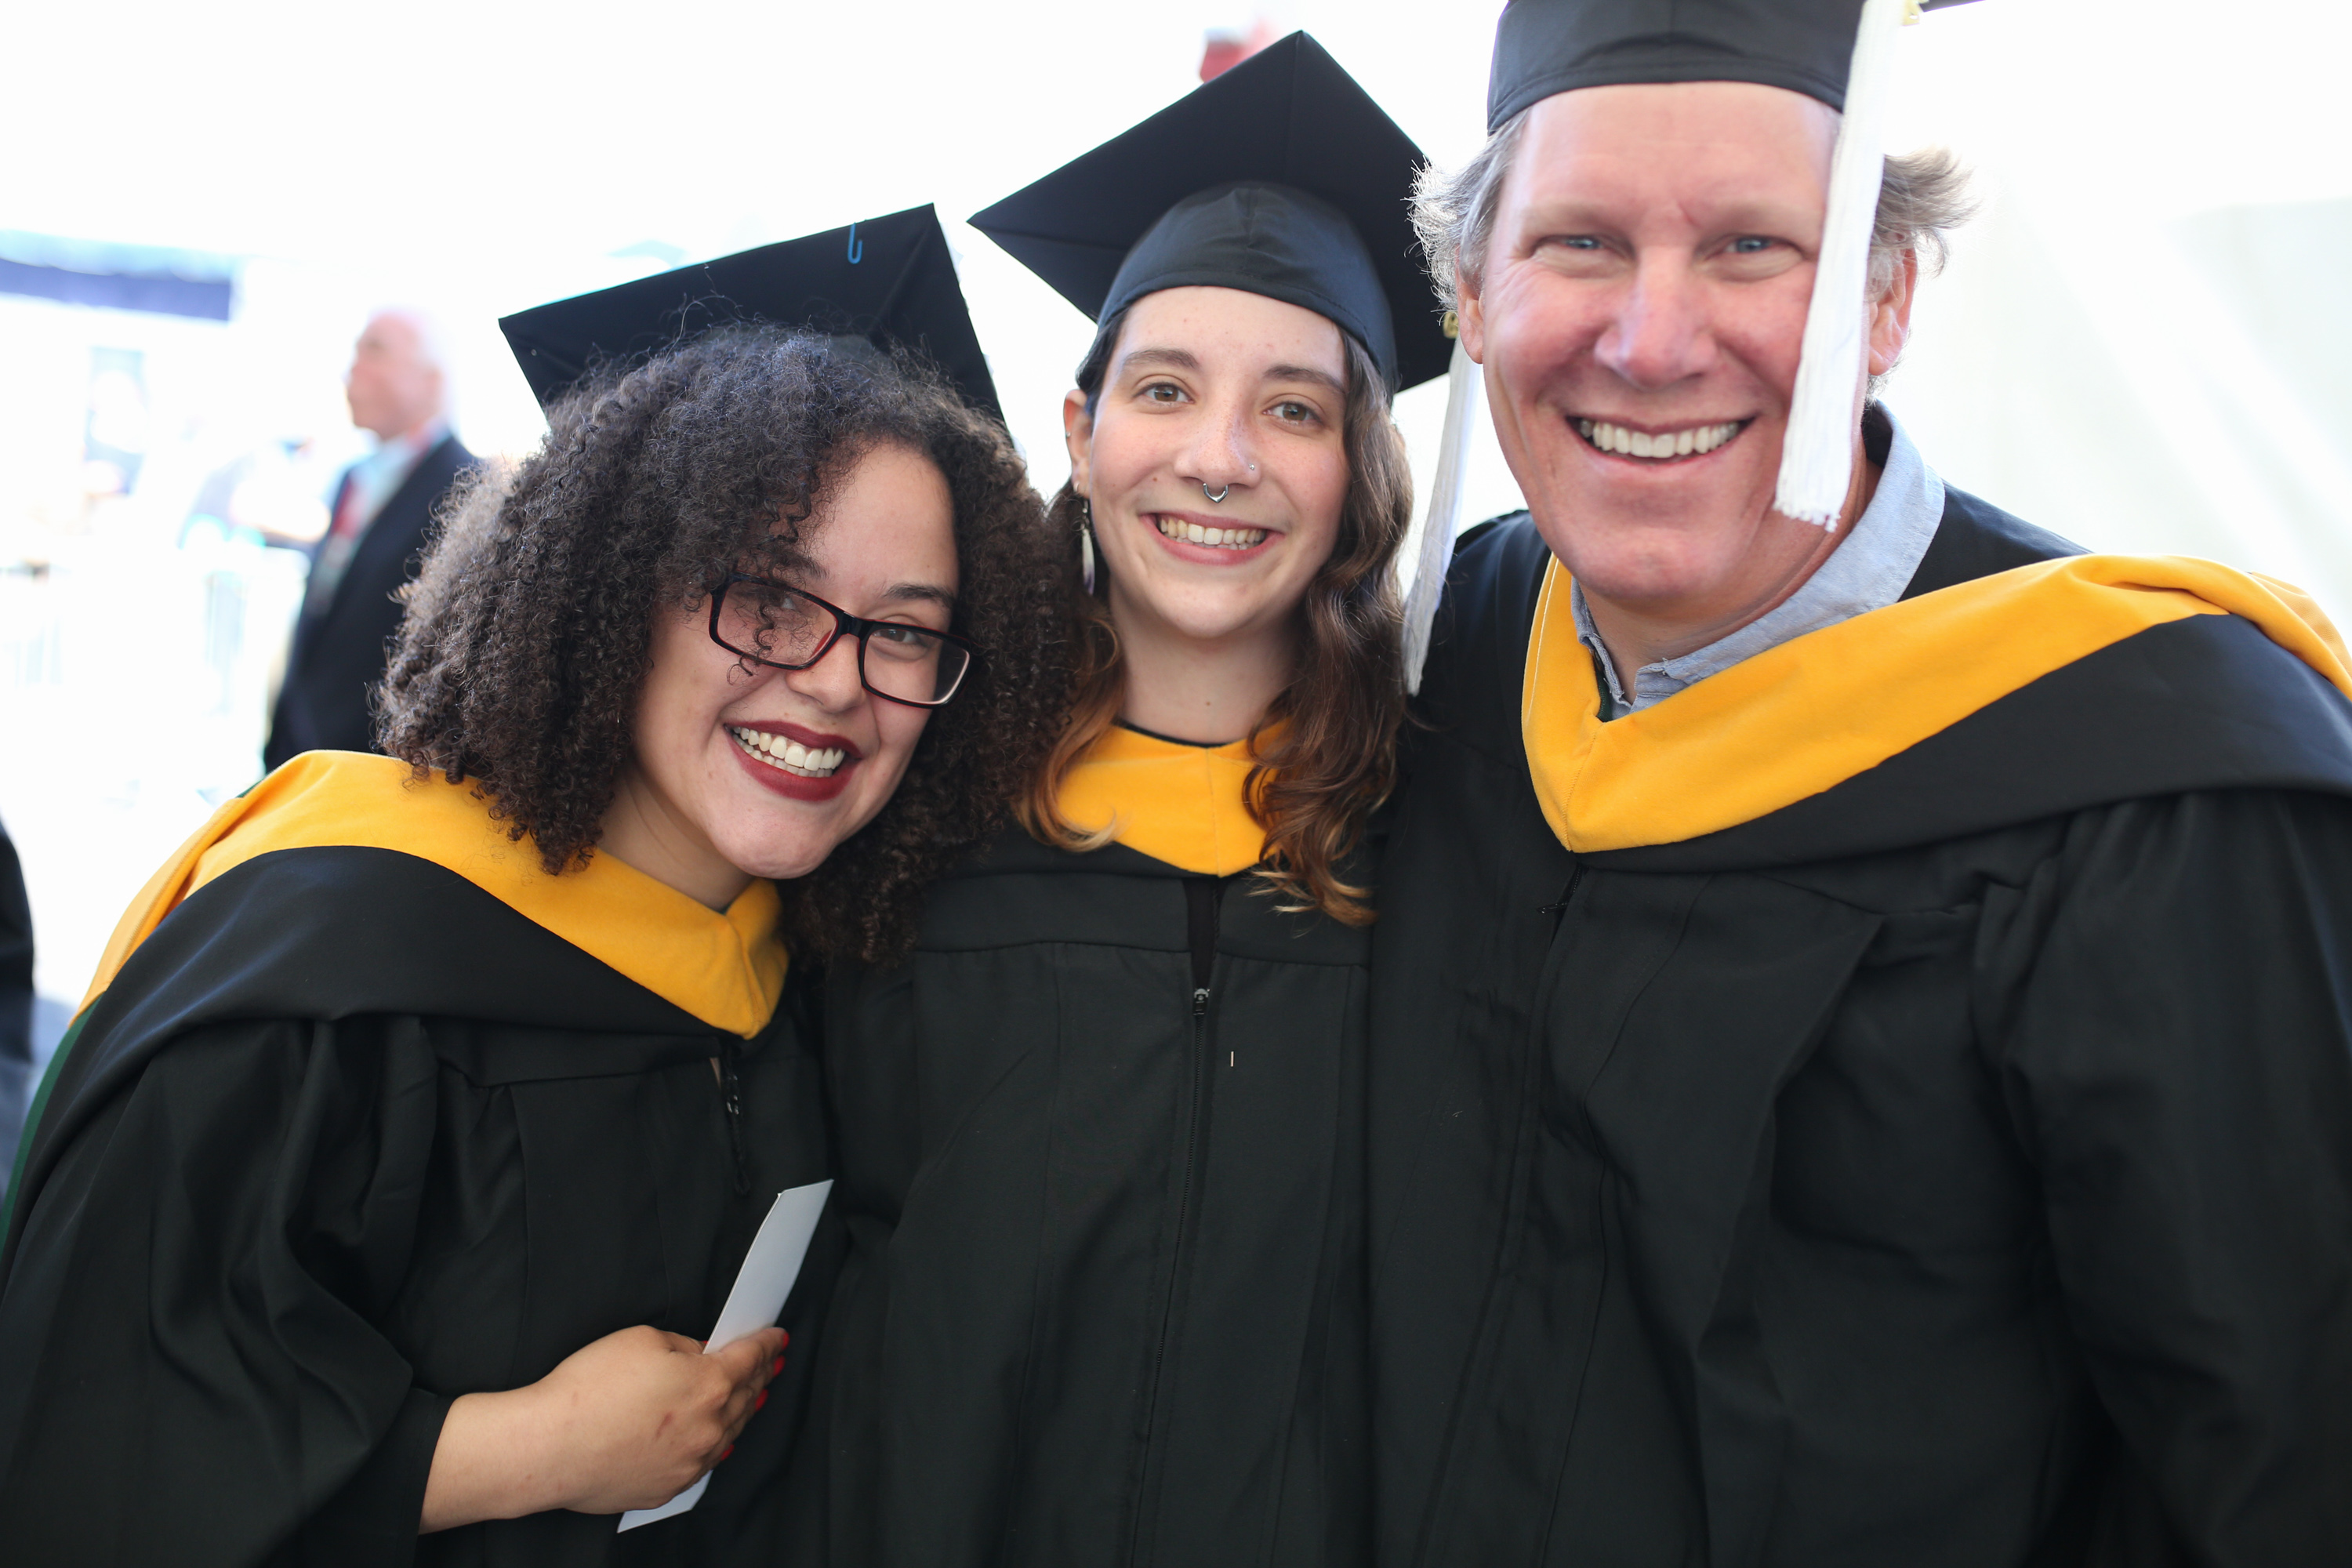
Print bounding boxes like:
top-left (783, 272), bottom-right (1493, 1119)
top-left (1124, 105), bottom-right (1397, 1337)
top-left (377, 326), bottom-right (1070, 964)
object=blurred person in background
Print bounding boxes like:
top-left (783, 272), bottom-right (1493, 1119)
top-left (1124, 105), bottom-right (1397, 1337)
top-left (0, 818), bottom-right (30, 1200)
top-left (263, 308), bottom-right (474, 771)
top-left (1369, 1), bottom-right (2352, 1563)
top-left (0, 305), bottom-right (1064, 1563)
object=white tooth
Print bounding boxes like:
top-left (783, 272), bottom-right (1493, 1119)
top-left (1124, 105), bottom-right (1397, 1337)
top-left (1696, 426), bottom-right (1718, 454)
top-left (1594, 422), bottom-right (1614, 450)
top-left (1613, 426), bottom-right (1635, 455)
top-left (1675, 428), bottom-right (1696, 456)
top-left (1630, 430), bottom-right (1656, 458)
top-left (1578, 419), bottom-right (1594, 439)
top-left (1188, 523), bottom-right (1207, 543)
top-left (780, 740), bottom-right (804, 767)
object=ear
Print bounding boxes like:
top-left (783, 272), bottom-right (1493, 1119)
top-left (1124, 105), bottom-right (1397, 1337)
top-left (1455, 273), bottom-right (1489, 366)
top-left (1062, 388), bottom-right (1094, 495)
top-left (1867, 247), bottom-right (1920, 379)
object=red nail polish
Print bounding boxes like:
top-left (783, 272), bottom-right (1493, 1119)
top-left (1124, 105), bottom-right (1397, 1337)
top-left (778, 1330), bottom-right (789, 1348)
top-left (720, 1444), bottom-right (735, 1461)
top-left (772, 1354), bottom-right (786, 1377)
top-left (755, 1389), bottom-right (769, 1410)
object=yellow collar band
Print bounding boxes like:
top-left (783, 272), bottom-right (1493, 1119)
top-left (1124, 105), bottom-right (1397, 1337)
top-left (1054, 724), bottom-right (1269, 877)
top-left (1524, 554), bottom-right (2352, 855)
top-left (85, 752), bottom-right (786, 1036)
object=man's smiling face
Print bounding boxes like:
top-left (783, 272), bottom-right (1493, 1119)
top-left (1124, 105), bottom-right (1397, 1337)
top-left (1461, 81), bottom-right (1895, 635)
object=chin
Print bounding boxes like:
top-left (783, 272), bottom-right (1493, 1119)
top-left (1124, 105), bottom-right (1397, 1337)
top-left (719, 833), bottom-right (836, 887)
top-left (1540, 506), bottom-right (1737, 605)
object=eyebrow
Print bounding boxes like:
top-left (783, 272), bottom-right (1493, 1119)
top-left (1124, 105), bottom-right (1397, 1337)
top-left (1118, 346), bottom-right (1200, 377)
top-left (1264, 362), bottom-right (1346, 396)
top-left (877, 581), bottom-right (957, 612)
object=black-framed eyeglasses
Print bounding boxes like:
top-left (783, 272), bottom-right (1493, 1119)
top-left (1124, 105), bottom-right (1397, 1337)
top-left (708, 573), bottom-right (979, 709)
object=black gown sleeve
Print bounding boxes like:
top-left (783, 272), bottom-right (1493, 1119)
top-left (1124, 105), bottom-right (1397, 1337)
top-left (1984, 788), bottom-right (2352, 1563)
top-left (0, 815), bottom-right (34, 1192)
top-left (0, 1014), bottom-right (450, 1566)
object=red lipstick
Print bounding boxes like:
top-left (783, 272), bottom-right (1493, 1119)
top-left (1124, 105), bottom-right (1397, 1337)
top-left (725, 720), bottom-right (862, 803)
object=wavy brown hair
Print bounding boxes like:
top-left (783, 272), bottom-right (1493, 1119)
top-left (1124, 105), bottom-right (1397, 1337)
top-left (1015, 307), bottom-right (1414, 925)
top-left (378, 326), bottom-right (1069, 964)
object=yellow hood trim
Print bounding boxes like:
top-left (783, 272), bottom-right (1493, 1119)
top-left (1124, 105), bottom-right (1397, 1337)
top-left (1523, 553), bottom-right (2352, 855)
top-left (84, 752), bottom-right (786, 1037)
top-left (1054, 725), bottom-right (1269, 877)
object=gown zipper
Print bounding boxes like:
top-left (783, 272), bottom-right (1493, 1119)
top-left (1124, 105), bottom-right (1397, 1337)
top-left (1540, 858), bottom-right (1587, 928)
top-left (1131, 875), bottom-right (1222, 1565)
top-left (719, 1037), bottom-right (751, 1195)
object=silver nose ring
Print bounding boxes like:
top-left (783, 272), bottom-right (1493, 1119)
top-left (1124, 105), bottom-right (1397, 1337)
top-left (1203, 481), bottom-right (1229, 503)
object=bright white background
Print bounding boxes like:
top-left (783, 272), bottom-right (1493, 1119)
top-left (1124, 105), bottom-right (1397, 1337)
top-left (2, 0), bottom-right (2347, 1024)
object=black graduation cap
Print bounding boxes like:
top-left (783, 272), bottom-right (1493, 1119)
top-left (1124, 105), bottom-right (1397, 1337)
top-left (1489, 0), bottom-right (1982, 129)
top-left (499, 203), bottom-right (1001, 422)
top-left (969, 32), bottom-right (1450, 394)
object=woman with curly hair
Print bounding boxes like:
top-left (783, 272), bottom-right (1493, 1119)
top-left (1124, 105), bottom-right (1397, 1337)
top-left (0, 239), bottom-right (1065, 1564)
top-left (788, 41), bottom-right (1448, 1568)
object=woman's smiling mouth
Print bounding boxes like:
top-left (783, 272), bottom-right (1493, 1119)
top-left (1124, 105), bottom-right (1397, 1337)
top-left (1152, 514), bottom-right (1269, 550)
top-left (728, 725), bottom-right (849, 779)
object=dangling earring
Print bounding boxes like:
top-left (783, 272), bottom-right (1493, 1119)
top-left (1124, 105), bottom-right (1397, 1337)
top-left (1079, 497), bottom-right (1097, 594)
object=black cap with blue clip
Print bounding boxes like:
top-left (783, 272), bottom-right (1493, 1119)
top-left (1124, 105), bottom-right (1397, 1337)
top-left (498, 202), bottom-right (1002, 423)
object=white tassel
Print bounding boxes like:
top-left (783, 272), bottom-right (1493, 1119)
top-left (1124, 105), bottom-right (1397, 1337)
top-left (1403, 336), bottom-right (1484, 694)
top-left (1773, 0), bottom-right (1911, 531)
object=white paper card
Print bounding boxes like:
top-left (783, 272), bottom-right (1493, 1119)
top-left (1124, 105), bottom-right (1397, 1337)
top-left (615, 1178), bottom-right (833, 1532)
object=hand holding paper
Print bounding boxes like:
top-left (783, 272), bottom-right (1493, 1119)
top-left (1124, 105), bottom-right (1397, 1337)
top-left (617, 1178), bottom-right (832, 1531)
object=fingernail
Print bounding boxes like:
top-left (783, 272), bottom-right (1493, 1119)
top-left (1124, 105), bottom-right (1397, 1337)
top-left (779, 1330), bottom-right (789, 1348)
top-left (755, 1389), bottom-right (769, 1410)
top-left (720, 1445), bottom-right (735, 1461)
top-left (772, 1354), bottom-right (786, 1377)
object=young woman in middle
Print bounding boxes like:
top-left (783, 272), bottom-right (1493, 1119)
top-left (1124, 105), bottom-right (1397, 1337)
top-left (783, 34), bottom-right (1455, 1568)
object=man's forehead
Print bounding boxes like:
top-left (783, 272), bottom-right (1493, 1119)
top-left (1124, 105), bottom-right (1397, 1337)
top-left (359, 314), bottom-right (422, 352)
top-left (1510, 82), bottom-right (1836, 205)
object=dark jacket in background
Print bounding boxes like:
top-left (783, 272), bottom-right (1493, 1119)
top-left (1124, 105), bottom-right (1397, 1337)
top-left (787, 826), bottom-right (1372, 1568)
top-left (0, 818), bottom-right (31, 1196)
top-left (263, 433), bottom-right (472, 769)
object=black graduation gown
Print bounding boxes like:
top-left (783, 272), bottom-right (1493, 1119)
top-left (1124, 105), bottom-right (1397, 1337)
top-left (0, 813), bottom-right (34, 1192)
top-left (788, 823), bottom-right (1372, 1567)
top-left (1368, 492), bottom-right (2352, 1566)
top-left (0, 764), bottom-right (830, 1568)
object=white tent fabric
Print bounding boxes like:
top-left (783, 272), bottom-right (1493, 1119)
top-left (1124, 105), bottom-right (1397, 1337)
top-left (1870, 0), bottom-right (2352, 619)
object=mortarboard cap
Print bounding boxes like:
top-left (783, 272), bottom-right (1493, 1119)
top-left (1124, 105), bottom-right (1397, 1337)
top-left (970, 32), bottom-right (1450, 394)
top-left (1489, 0), bottom-right (1983, 129)
top-left (499, 203), bottom-right (1000, 422)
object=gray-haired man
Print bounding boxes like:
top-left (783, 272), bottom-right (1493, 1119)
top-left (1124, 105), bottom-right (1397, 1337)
top-left (1368, 2), bottom-right (2352, 1563)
